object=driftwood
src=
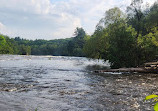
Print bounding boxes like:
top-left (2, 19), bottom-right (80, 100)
top-left (94, 67), bottom-right (153, 73)
top-left (95, 61), bottom-right (158, 73)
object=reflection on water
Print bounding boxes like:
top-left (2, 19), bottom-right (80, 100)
top-left (0, 55), bottom-right (158, 111)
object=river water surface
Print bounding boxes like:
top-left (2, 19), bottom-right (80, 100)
top-left (0, 55), bottom-right (158, 111)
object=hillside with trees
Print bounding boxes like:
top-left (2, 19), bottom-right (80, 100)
top-left (0, 27), bottom-right (88, 57)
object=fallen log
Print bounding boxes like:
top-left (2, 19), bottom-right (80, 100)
top-left (95, 61), bottom-right (158, 74)
top-left (94, 67), bottom-right (158, 73)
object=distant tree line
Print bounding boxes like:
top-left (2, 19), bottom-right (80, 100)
top-left (0, 27), bottom-right (88, 57)
top-left (0, 0), bottom-right (158, 68)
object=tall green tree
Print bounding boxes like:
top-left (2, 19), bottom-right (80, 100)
top-left (126, 0), bottom-right (146, 37)
top-left (67, 27), bottom-right (86, 56)
top-left (105, 22), bottom-right (138, 68)
top-left (145, 1), bottom-right (158, 31)
top-left (84, 7), bottom-right (144, 68)
top-left (97, 7), bottom-right (125, 29)
top-left (0, 35), bottom-right (7, 53)
top-left (138, 26), bottom-right (158, 63)
top-left (83, 28), bottom-right (108, 59)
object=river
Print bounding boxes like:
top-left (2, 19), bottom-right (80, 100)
top-left (0, 55), bottom-right (158, 111)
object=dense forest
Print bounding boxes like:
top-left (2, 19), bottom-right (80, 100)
top-left (0, 27), bottom-right (88, 57)
top-left (0, 0), bottom-right (158, 68)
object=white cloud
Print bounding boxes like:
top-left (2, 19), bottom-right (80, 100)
top-left (0, 0), bottom-right (82, 39)
top-left (0, 22), bottom-right (9, 35)
top-left (0, 0), bottom-right (156, 40)
top-left (0, 22), bottom-right (5, 30)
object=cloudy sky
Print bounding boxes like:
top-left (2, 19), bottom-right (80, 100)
top-left (0, 0), bottom-right (156, 40)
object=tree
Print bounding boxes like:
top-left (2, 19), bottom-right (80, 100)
top-left (138, 26), bottom-right (158, 63)
top-left (19, 45), bottom-right (31, 55)
top-left (84, 7), bottom-right (144, 68)
top-left (127, 0), bottom-right (146, 37)
top-left (83, 28), bottom-right (108, 59)
top-left (105, 22), bottom-right (138, 68)
top-left (67, 27), bottom-right (86, 56)
top-left (84, 21), bottom-right (138, 68)
top-left (0, 35), bottom-right (7, 53)
top-left (145, 1), bottom-right (158, 31)
top-left (74, 27), bottom-right (86, 39)
top-left (97, 7), bottom-right (125, 29)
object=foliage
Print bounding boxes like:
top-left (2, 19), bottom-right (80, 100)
top-left (126, 0), bottom-right (145, 37)
top-left (106, 22), bottom-right (138, 68)
top-left (145, 2), bottom-right (158, 31)
top-left (97, 7), bottom-right (125, 29)
top-left (0, 35), bottom-right (16, 54)
top-left (145, 94), bottom-right (158, 111)
top-left (67, 27), bottom-right (87, 56)
top-left (137, 27), bottom-right (158, 63)
top-left (84, 0), bottom-right (158, 68)
top-left (84, 27), bottom-right (108, 59)
top-left (0, 27), bottom-right (88, 56)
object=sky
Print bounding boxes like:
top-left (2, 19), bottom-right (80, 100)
top-left (0, 0), bottom-right (156, 40)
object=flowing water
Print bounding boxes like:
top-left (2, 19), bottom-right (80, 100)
top-left (0, 55), bottom-right (158, 111)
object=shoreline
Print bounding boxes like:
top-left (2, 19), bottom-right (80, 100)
top-left (94, 67), bottom-right (158, 74)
